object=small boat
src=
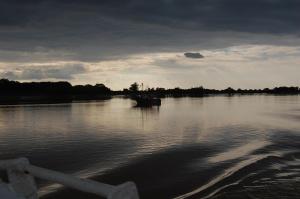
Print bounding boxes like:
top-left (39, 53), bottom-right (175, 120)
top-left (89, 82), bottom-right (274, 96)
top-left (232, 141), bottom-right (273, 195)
top-left (133, 95), bottom-right (161, 107)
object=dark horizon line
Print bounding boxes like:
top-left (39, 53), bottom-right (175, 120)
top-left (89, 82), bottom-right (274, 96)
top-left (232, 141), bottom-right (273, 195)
top-left (1, 78), bottom-right (299, 92)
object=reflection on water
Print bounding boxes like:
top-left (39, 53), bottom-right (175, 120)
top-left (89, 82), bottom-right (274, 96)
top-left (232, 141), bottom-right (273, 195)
top-left (208, 140), bottom-right (270, 163)
top-left (0, 95), bottom-right (299, 199)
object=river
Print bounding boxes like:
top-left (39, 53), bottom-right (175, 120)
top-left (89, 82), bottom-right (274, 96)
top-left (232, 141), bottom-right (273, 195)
top-left (0, 95), bottom-right (299, 198)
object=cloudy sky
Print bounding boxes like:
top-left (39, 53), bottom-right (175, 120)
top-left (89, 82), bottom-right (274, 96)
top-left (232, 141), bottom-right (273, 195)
top-left (0, 0), bottom-right (300, 90)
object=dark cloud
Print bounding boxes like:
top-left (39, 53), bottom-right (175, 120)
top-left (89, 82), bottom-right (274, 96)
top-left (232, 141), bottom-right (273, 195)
top-left (0, 71), bottom-right (19, 80)
top-left (1, 0), bottom-right (300, 33)
top-left (184, 52), bottom-right (204, 59)
top-left (0, 0), bottom-right (300, 62)
top-left (0, 64), bottom-right (87, 80)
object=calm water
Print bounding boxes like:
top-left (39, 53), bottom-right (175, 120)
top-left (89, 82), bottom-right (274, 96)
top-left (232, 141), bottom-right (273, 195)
top-left (0, 96), bottom-right (299, 198)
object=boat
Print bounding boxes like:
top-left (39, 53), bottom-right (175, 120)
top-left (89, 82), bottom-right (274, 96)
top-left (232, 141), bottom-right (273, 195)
top-left (133, 95), bottom-right (161, 107)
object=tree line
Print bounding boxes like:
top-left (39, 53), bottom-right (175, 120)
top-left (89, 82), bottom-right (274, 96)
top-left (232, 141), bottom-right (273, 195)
top-left (0, 79), bottom-right (299, 102)
top-left (0, 79), bottom-right (111, 103)
top-left (119, 82), bottom-right (300, 97)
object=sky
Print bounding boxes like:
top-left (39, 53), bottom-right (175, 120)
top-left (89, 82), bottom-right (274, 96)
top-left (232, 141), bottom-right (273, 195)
top-left (0, 0), bottom-right (300, 90)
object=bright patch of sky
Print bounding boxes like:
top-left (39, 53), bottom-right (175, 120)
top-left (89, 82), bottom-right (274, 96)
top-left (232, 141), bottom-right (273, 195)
top-left (1, 45), bottom-right (299, 90)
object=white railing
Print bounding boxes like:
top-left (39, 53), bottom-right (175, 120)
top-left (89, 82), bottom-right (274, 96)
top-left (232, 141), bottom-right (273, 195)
top-left (0, 158), bottom-right (139, 199)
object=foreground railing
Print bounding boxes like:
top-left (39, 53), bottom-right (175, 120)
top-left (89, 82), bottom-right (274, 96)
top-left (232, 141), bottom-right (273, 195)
top-left (0, 158), bottom-right (139, 199)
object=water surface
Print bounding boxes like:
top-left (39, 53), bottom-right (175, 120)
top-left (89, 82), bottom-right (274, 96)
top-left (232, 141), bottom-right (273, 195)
top-left (0, 95), bottom-right (299, 198)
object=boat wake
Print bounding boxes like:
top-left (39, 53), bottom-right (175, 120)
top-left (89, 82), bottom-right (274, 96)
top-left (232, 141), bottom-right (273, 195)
top-left (174, 151), bottom-right (295, 199)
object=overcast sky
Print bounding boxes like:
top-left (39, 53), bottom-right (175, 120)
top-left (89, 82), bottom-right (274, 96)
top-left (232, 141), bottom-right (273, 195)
top-left (0, 0), bottom-right (300, 89)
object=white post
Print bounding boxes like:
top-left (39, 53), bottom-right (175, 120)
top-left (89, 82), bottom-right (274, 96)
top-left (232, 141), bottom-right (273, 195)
top-left (3, 158), bottom-right (38, 199)
top-left (108, 182), bottom-right (140, 199)
top-left (0, 158), bottom-right (140, 199)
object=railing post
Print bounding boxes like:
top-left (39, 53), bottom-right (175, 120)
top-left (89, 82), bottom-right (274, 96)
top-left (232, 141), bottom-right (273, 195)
top-left (0, 158), bottom-right (140, 199)
top-left (108, 182), bottom-right (139, 199)
top-left (6, 158), bottom-right (38, 199)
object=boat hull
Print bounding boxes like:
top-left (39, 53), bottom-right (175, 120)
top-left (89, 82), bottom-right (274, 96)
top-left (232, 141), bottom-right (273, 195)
top-left (135, 97), bottom-right (161, 107)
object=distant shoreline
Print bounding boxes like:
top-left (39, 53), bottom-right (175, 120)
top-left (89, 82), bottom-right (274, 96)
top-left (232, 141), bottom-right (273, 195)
top-left (0, 79), bottom-right (299, 105)
top-left (0, 93), bottom-right (299, 106)
top-left (0, 95), bottom-right (112, 105)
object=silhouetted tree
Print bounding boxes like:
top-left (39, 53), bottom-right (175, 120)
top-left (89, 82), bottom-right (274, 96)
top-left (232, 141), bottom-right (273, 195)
top-left (0, 79), bottom-right (111, 104)
top-left (1, 78), bottom-right (299, 103)
top-left (129, 82), bottom-right (139, 93)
